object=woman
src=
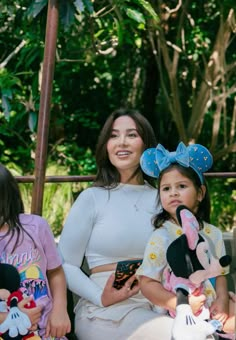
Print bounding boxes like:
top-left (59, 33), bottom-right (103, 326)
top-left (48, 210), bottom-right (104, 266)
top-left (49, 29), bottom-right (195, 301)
top-left (58, 108), bottom-right (174, 339)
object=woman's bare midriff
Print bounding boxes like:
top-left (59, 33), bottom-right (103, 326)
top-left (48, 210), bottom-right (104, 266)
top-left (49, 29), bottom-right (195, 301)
top-left (91, 263), bottom-right (117, 274)
top-left (91, 258), bottom-right (142, 274)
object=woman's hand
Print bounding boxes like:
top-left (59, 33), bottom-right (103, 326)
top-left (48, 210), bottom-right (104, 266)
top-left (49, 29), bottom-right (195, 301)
top-left (188, 293), bottom-right (206, 315)
top-left (101, 273), bottom-right (140, 307)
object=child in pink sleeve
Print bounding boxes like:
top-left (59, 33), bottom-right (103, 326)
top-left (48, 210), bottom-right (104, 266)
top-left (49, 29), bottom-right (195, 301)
top-left (0, 163), bottom-right (71, 339)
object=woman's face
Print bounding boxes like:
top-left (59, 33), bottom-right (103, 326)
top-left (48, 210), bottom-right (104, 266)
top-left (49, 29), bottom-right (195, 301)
top-left (107, 116), bottom-right (145, 183)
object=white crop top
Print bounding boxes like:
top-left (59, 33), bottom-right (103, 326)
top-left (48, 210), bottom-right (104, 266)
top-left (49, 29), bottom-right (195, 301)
top-left (58, 183), bottom-right (159, 306)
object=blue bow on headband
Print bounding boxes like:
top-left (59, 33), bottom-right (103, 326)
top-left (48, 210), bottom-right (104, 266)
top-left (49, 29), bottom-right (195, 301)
top-left (140, 142), bottom-right (213, 183)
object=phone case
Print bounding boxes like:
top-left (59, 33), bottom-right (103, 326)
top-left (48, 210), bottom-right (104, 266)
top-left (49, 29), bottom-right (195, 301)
top-left (112, 259), bottom-right (143, 290)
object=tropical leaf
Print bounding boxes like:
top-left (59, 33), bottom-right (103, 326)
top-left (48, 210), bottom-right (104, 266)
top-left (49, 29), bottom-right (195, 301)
top-left (74, 0), bottom-right (85, 13)
top-left (113, 17), bottom-right (123, 44)
top-left (0, 69), bottom-right (21, 89)
top-left (60, 0), bottom-right (76, 29)
top-left (1, 94), bottom-right (11, 120)
top-left (134, 0), bottom-right (160, 23)
top-left (28, 111), bottom-right (38, 132)
top-left (125, 8), bottom-right (146, 24)
top-left (27, 0), bottom-right (48, 19)
top-left (82, 0), bottom-right (94, 14)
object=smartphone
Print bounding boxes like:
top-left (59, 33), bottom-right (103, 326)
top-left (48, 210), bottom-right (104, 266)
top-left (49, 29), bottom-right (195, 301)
top-left (113, 259), bottom-right (143, 290)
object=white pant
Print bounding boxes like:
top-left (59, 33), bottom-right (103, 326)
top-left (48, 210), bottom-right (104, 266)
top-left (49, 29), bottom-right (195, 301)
top-left (75, 307), bottom-right (174, 340)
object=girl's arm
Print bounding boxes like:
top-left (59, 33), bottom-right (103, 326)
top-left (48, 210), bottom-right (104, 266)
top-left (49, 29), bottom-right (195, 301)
top-left (140, 275), bottom-right (176, 312)
top-left (209, 275), bottom-right (229, 324)
top-left (222, 292), bottom-right (235, 333)
top-left (45, 266), bottom-right (71, 338)
top-left (140, 276), bottom-right (206, 315)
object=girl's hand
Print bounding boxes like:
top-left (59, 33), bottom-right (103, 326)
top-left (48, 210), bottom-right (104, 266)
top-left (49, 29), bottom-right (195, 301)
top-left (209, 295), bottom-right (229, 325)
top-left (228, 291), bottom-right (236, 302)
top-left (18, 296), bottom-right (42, 326)
top-left (0, 289), bottom-right (10, 301)
top-left (101, 273), bottom-right (140, 307)
top-left (45, 307), bottom-right (71, 338)
top-left (188, 293), bottom-right (206, 315)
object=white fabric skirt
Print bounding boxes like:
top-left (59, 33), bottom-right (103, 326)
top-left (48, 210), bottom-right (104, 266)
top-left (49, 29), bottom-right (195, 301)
top-left (73, 271), bottom-right (218, 340)
top-left (74, 271), bottom-right (174, 339)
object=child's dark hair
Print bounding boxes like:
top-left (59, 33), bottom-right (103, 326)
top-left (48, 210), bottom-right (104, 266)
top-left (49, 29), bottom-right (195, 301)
top-left (153, 164), bottom-right (211, 229)
top-left (0, 164), bottom-right (34, 252)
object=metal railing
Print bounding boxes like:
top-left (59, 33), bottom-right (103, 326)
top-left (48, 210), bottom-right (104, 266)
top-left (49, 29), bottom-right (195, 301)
top-left (15, 172), bottom-right (236, 183)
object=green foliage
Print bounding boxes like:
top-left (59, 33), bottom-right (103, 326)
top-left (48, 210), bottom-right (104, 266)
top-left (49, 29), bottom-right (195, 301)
top-left (51, 142), bottom-right (96, 176)
top-left (7, 161), bottom-right (74, 236)
top-left (0, 0), bottom-right (235, 233)
top-left (209, 178), bottom-right (236, 231)
top-left (26, 0), bottom-right (48, 19)
top-left (6, 162), bottom-right (33, 212)
top-left (0, 69), bottom-right (22, 118)
top-left (43, 162), bottom-right (74, 236)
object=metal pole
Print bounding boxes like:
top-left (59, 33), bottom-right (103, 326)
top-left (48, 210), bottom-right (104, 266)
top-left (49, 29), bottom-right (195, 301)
top-left (31, 0), bottom-right (59, 215)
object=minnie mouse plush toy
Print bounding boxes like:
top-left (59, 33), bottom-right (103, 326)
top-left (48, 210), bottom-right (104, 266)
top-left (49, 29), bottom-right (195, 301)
top-left (165, 205), bottom-right (232, 340)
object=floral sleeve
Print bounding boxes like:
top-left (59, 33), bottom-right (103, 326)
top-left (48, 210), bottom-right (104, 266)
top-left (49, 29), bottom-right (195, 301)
top-left (136, 228), bottom-right (171, 282)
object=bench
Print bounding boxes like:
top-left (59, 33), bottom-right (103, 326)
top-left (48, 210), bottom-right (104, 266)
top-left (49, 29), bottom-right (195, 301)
top-left (223, 228), bottom-right (236, 292)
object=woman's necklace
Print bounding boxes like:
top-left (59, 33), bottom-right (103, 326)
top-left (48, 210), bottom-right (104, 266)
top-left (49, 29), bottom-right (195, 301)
top-left (120, 184), bottom-right (146, 212)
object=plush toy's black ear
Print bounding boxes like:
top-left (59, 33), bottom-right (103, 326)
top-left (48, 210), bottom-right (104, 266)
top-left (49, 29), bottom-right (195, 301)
top-left (166, 235), bottom-right (194, 278)
top-left (176, 205), bottom-right (189, 226)
top-left (0, 263), bottom-right (21, 293)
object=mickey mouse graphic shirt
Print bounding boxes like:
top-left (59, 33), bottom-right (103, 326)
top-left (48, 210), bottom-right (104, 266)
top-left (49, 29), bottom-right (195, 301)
top-left (0, 213), bottom-right (62, 337)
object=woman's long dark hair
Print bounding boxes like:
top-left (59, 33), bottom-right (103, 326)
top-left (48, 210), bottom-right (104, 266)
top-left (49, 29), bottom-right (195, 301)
top-left (0, 164), bottom-right (34, 252)
top-left (153, 164), bottom-right (211, 229)
top-left (94, 108), bottom-right (157, 188)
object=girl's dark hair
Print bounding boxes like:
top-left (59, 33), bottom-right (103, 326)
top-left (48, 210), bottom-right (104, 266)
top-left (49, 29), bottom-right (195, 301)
top-left (153, 164), bottom-right (211, 229)
top-left (0, 164), bottom-right (34, 252)
top-left (94, 108), bottom-right (157, 187)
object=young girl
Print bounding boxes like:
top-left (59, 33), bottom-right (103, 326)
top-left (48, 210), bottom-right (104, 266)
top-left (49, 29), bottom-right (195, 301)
top-left (0, 163), bottom-right (71, 339)
top-left (136, 142), bottom-right (235, 339)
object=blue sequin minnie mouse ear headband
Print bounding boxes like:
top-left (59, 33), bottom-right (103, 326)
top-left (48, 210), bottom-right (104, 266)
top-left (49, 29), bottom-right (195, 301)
top-left (140, 142), bottom-right (213, 184)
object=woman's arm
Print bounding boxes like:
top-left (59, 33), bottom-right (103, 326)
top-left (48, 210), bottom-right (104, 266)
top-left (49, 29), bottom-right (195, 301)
top-left (45, 266), bottom-right (71, 338)
top-left (58, 189), bottom-right (104, 306)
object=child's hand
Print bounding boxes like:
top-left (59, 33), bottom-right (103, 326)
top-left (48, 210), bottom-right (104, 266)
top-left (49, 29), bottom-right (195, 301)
top-left (188, 293), bottom-right (206, 315)
top-left (45, 307), bottom-right (71, 338)
top-left (0, 289), bottom-right (10, 301)
top-left (18, 296), bottom-right (42, 326)
top-left (209, 295), bottom-right (229, 325)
